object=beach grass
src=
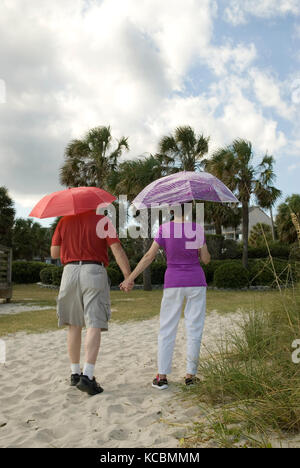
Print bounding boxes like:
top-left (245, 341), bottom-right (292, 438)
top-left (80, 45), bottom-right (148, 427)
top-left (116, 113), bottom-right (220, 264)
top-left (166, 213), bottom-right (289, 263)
top-left (0, 283), bottom-right (297, 336)
top-left (180, 285), bottom-right (300, 448)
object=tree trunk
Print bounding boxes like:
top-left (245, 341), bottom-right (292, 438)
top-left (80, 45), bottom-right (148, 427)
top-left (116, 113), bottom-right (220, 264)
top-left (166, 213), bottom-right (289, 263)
top-left (242, 201), bottom-right (249, 269)
top-left (270, 207), bottom-right (275, 241)
top-left (143, 239), bottom-right (152, 291)
top-left (215, 219), bottom-right (222, 236)
top-left (143, 208), bottom-right (152, 291)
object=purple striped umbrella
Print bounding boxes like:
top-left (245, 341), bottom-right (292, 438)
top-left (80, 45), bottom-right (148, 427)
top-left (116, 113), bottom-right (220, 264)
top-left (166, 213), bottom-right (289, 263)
top-left (132, 171), bottom-right (239, 209)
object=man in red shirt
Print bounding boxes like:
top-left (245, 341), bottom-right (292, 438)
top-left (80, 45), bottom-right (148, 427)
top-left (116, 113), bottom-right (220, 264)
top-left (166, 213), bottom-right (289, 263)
top-left (51, 210), bottom-right (131, 396)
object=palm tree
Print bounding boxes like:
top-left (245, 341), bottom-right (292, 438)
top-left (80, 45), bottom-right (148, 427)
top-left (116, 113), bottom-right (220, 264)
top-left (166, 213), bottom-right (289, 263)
top-left (255, 155), bottom-right (282, 240)
top-left (204, 202), bottom-right (242, 237)
top-left (157, 126), bottom-right (210, 172)
top-left (204, 139), bottom-right (258, 269)
top-left (249, 223), bottom-right (273, 248)
top-left (60, 126), bottom-right (129, 188)
top-left (113, 155), bottom-right (163, 290)
top-left (0, 186), bottom-right (15, 247)
top-left (276, 194), bottom-right (300, 244)
top-left (31, 223), bottom-right (51, 262)
top-left (12, 219), bottom-right (35, 260)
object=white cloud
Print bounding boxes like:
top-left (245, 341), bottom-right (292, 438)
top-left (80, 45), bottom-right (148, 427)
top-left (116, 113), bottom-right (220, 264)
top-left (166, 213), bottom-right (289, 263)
top-left (146, 75), bottom-right (287, 157)
top-left (225, 0), bottom-right (300, 25)
top-left (249, 69), bottom-right (294, 119)
top-left (0, 0), bottom-right (295, 220)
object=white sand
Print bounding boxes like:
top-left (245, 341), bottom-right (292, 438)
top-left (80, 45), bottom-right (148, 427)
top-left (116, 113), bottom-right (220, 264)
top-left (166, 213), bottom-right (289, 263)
top-left (0, 311), bottom-right (239, 448)
top-left (0, 303), bottom-right (53, 316)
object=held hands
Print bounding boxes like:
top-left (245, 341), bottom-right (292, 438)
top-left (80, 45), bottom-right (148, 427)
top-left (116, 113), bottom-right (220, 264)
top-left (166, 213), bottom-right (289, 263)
top-left (120, 277), bottom-right (135, 292)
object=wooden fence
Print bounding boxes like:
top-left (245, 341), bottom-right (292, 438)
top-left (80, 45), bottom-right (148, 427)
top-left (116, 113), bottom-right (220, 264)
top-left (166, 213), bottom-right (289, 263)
top-left (0, 244), bottom-right (12, 303)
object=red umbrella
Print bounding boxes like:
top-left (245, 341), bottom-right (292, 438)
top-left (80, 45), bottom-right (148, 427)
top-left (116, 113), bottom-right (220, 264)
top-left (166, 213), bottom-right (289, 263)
top-left (29, 187), bottom-right (116, 219)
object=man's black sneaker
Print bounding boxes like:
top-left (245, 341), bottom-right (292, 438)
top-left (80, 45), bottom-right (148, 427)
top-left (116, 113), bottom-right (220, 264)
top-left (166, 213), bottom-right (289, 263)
top-left (70, 373), bottom-right (81, 387)
top-left (76, 375), bottom-right (104, 396)
top-left (152, 375), bottom-right (168, 390)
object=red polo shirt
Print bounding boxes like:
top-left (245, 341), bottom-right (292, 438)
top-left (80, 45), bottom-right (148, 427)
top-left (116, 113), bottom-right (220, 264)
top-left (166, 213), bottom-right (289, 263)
top-left (51, 211), bottom-right (120, 266)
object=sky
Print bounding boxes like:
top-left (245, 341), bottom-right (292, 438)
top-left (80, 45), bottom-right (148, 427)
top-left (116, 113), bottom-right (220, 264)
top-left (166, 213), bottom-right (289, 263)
top-left (0, 0), bottom-right (300, 227)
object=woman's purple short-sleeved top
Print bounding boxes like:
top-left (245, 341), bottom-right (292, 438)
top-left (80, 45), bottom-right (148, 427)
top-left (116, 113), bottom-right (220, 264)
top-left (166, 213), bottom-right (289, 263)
top-left (154, 221), bottom-right (207, 289)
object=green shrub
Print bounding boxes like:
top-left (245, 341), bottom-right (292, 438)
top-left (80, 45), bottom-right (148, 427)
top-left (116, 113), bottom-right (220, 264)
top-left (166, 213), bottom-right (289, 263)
top-left (289, 244), bottom-right (300, 262)
top-left (151, 261), bottom-right (166, 284)
top-left (107, 266), bottom-right (123, 286)
top-left (51, 266), bottom-right (64, 286)
top-left (12, 261), bottom-right (46, 284)
top-left (206, 234), bottom-right (225, 260)
top-left (202, 261), bottom-right (220, 284)
top-left (248, 246), bottom-right (268, 259)
top-left (221, 239), bottom-right (240, 259)
top-left (268, 242), bottom-right (290, 260)
top-left (214, 263), bottom-right (249, 289)
top-left (249, 258), bottom-right (297, 287)
top-left (40, 266), bottom-right (56, 285)
top-left (247, 243), bottom-right (290, 260)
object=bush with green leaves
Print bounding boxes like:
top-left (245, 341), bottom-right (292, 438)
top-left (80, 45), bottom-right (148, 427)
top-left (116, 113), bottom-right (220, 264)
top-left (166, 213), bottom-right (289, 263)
top-left (151, 261), bottom-right (166, 284)
top-left (247, 243), bottom-right (290, 260)
top-left (12, 261), bottom-right (46, 284)
top-left (51, 266), bottom-right (64, 286)
top-left (249, 258), bottom-right (297, 287)
top-left (206, 234), bottom-right (225, 260)
top-left (268, 242), bottom-right (290, 260)
top-left (107, 266), bottom-right (123, 286)
top-left (40, 266), bottom-right (56, 285)
top-left (202, 260), bottom-right (221, 284)
top-left (289, 244), bottom-right (300, 262)
top-left (214, 263), bottom-right (249, 289)
top-left (221, 239), bottom-right (240, 259)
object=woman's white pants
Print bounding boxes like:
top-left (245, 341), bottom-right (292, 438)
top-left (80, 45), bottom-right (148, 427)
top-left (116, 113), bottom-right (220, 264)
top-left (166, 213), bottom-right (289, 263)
top-left (158, 287), bottom-right (206, 375)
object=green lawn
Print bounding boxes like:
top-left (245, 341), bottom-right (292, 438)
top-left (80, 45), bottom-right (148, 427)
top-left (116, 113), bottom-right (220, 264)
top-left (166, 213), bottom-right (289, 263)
top-left (0, 283), bottom-right (297, 336)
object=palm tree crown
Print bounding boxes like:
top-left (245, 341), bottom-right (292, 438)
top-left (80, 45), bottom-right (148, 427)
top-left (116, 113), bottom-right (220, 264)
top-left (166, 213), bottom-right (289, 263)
top-left (60, 126), bottom-right (129, 189)
top-left (204, 139), bottom-right (279, 268)
top-left (157, 125), bottom-right (210, 172)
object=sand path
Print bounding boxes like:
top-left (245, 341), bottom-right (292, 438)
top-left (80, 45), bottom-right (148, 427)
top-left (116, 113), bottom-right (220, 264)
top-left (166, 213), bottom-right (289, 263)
top-left (0, 311), bottom-right (238, 448)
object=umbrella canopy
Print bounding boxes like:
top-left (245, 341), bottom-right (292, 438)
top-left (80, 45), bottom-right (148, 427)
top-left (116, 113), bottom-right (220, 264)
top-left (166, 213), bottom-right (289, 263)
top-left (132, 171), bottom-right (239, 209)
top-left (29, 187), bottom-right (116, 219)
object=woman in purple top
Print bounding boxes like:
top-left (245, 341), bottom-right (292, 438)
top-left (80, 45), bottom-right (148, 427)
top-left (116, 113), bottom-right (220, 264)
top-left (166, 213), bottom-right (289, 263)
top-left (120, 206), bottom-right (211, 390)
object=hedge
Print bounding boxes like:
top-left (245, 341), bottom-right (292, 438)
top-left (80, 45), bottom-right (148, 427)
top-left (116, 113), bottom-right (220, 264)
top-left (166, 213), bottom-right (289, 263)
top-left (205, 237), bottom-right (291, 261)
top-left (214, 263), bottom-right (249, 289)
top-left (151, 261), bottom-right (166, 284)
top-left (249, 258), bottom-right (297, 287)
top-left (206, 235), bottom-right (224, 260)
top-left (40, 266), bottom-right (56, 285)
top-left (52, 266), bottom-right (64, 286)
top-left (247, 243), bottom-right (290, 260)
top-left (107, 266), bottom-right (123, 286)
top-left (12, 261), bottom-right (47, 284)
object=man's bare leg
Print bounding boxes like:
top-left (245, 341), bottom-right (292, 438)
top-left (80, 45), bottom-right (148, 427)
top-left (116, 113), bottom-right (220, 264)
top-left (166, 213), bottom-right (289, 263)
top-left (77, 328), bottom-right (103, 395)
top-left (68, 325), bottom-right (82, 366)
top-left (82, 328), bottom-right (101, 380)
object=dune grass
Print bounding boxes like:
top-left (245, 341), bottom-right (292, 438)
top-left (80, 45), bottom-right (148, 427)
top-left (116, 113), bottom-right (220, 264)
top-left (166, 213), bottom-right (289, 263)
top-left (180, 285), bottom-right (300, 448)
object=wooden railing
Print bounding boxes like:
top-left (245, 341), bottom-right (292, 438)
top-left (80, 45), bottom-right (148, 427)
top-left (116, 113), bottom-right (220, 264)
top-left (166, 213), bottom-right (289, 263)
top-left (0, 244), bottom-right (12, 302)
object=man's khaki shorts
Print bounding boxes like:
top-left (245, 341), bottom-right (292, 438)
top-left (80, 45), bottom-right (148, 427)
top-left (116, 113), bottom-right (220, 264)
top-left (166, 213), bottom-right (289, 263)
top-left (57, 264), bottom-right (111, 330)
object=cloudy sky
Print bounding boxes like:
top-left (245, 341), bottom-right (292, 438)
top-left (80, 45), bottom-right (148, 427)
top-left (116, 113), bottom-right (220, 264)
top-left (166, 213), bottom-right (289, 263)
top-left (0, 0), bottom-right (300, 226)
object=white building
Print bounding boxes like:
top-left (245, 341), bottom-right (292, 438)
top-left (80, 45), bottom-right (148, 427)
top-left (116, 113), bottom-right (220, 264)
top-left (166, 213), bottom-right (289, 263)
top-left (205, 206), bottom-right (272, 240)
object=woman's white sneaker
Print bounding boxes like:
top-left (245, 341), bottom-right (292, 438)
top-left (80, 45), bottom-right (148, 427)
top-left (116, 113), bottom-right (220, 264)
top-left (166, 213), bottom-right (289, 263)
top-left (152, 375), bottom-right (168, 390)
